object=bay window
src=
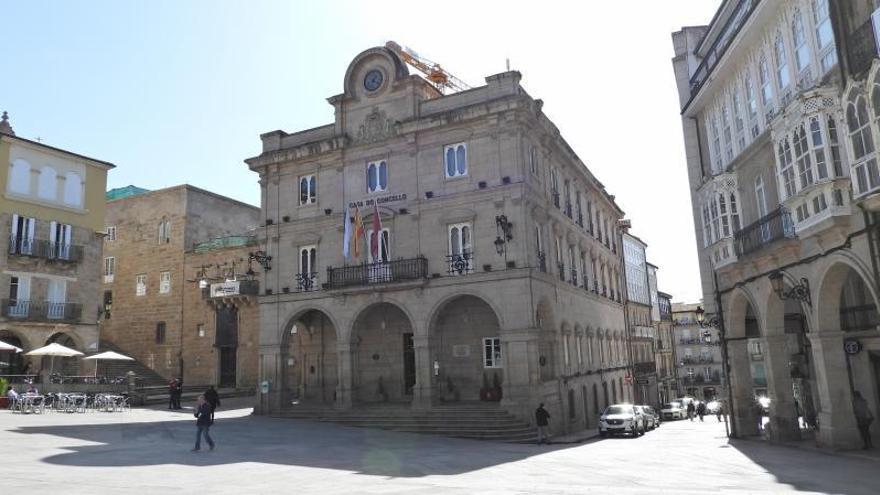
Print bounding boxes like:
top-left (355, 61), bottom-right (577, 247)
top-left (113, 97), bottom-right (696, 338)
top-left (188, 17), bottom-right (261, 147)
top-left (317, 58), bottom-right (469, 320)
top-left (847, 94), bottom-right (880, 195)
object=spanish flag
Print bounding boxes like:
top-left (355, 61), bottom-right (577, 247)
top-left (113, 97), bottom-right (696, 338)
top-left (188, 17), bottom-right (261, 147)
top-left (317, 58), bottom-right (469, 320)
top-left (353, 206), bottom-right (365, 258)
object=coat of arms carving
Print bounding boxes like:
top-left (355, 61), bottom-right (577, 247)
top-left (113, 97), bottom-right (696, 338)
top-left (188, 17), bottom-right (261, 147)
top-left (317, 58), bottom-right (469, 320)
top-left (355, 107), bottom-right (397, 144)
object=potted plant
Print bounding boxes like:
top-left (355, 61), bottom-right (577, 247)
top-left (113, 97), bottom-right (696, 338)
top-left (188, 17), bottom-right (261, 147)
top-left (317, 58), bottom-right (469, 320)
top-left (0, 378), bottom-right (9, 409)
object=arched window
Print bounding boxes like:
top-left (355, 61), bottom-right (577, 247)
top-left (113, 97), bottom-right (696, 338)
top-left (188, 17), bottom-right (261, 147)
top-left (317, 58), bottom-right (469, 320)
top-left (812, 0), bottom-right (836, 72)
top-left (759, 56), bottom-right (774, 107)
top-left (721, 104), bottom-right (733, 162)
top-left (38, 166), bottom-right (57, 200)
top-left (774, 34), bottom-right (790, 90)
top-left (827, 115), bottom-right (843, 177)
top-left (847, 95), bottom-right (879, 195)
top-left (158, 217), bottom-right (171, 244)
top-left (792, 11), bottom-right (810, 73)
top-left (744, 73), bottom-right (760, 138)
top-left (62, 171), bottom-right (82, 206)
top-left (732, 89), bottom-right (745, 149)
top-left (8, 158), bottom-right (30, 194)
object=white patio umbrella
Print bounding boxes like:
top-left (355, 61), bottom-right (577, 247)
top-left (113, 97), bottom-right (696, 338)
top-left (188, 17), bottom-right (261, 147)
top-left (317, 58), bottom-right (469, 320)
top-left (0, 340), bottom-right (22, 353)
top-left (83, 351), bottom-right (134, 377)
top-left (25, 342), bottom-right (84, 375)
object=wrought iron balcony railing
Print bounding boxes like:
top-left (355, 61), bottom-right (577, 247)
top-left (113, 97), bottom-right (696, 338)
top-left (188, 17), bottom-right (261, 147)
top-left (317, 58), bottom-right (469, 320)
top-left (633, 361), bottom-right (656, 375)
top-left (327, 256), bottom-right (428, 289)
top-left (8, 236), bottom-right (84, 262)
top-left (295, 272), bottom-right (319, 292)
top-left (733, 206), bottom-right (795, 257)
top-left (1, 299), bottom-right (82, 322)
top-left (446, 252), bottom-right (473, 276)
top-left (681, 356), bottom-right (716, 364)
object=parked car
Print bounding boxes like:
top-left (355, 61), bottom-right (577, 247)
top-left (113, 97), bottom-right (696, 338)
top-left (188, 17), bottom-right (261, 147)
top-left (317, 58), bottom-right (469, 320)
top-left (599, 404), bottom-right (645, 438)
top-left (661, 401), bottom-right (684, 420)
top-left (638, 405), bottom-right (660, 429)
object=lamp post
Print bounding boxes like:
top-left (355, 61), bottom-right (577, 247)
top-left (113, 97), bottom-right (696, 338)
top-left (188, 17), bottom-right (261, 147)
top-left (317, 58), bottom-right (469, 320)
top-left (695, 304), bottom-right (733, 438)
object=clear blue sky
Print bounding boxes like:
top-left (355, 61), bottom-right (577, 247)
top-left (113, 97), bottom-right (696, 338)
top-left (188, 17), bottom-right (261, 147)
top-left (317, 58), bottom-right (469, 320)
top-left (2, 0), bottom-right (720, 302)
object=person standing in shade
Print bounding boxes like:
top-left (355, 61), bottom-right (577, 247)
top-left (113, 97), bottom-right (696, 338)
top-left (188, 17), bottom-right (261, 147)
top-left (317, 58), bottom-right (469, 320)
top-left (192, 395), bottom-right (215, 452)
top-left (204, 385), bottom-right (220, 420)
top-left (168, 379), bottom-right (177, 410)
top-left (535, 403), bottom-right (551, 445)
top-left (853, 391), bottom-right (874, 450)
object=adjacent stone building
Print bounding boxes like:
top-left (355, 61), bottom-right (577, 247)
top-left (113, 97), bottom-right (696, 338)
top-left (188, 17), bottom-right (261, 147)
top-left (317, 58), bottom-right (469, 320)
top-left (0, 113), bottom-right (114, 377)
top-left (622, 232), bottom-right (657, 405)
top-left (672, 302), bottom-right (725, 402)
top-left (101, 185), bottom-right (261, 387)
top-left (246, 44), bottom-right (632, 435)
top-left (671, 0), bottom-right (880, 449)
top-left (655, 291), bottom-right (677, 404)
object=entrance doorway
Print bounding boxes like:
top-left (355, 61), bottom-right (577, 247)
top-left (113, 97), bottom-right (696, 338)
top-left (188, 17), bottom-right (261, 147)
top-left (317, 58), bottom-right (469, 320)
top-left (403, 333), bottom-right (415, 395)
top-left (219, 347), bottom-right (236, 388)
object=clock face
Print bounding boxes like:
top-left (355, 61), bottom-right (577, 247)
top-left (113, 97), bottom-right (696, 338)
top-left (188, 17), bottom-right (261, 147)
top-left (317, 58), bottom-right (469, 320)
top-left (364, 69), bottom-right (384, 91)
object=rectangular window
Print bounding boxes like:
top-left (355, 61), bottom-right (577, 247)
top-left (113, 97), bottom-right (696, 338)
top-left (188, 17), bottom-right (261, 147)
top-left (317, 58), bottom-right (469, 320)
top-left (158, 219), bottom-right (171, 244)
top-left (448, 223), bottom-right (473, 275)
top-left (299, 175), bottom-right (316, 205)
top-left (815, 0), bottom-right (837, 72)
top-left (159, 271), bottom-right (171, 294)
top-left (529, 146), bottom-right (538, 174)
top-left (366, 160), bottom-right (388, 193)
top-left (197, 323), bottom-right (205, 338)
top-left (7, 276), bottom-right (29, 317)
top-left (103, 290), bottom-right (112, 319)
top-left (136, 274), bottom-right (147, 296)
top-left (49, 221), bottom-right (72, 259)
top-left (10, 214), bottom-right (36, 255)
top-left (297, 245), bottom-right (318, 291)
top-left (774, 36), bottom-right (790, 90)
top-left (155, 322), bottom-right (166, 344)
top-left (444, 143), bottom-right (467, 178)
top-left (46, 279), bottom-right (66, 319)
top-left (745, 74), bottom-right (760, 138)
top-left (759, 58), bottom-right (774, 109)
top-left (483, 337), bottom-right (502, 368)
top-left (103, 257), bottom-right (115, 283)
top-left (106, 225), bottom-right (117, 241)
top-left (549, 168), bottom-right (560, 208)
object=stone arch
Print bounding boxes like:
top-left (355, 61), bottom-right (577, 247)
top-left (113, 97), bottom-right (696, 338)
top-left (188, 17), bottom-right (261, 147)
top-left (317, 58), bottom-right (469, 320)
top-left (816, 255), bottom-right (880, 333)
top-left (726, 286), bottom-right (764, 339)
top-left (279, 305), bottom-right (343, 345)
top-left (351, 301), bottom-right (416, 402)
top-left (8, 158), bottom-right (31, 194)
top-left (429, 294), bottom-right (503, 402)
top-left (348, 295), bottom-right (421, 340)
top-left (427, 289), bottom-right (507, 331)
top-left (280, 308), bottom-right (339, 405)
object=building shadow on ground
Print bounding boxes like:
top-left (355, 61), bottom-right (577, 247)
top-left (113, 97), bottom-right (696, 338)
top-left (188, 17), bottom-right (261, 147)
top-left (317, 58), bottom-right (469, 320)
top-left (9, 413), bottom-right (581, 478)
top-left (728, 437), bottom-right (877, 495)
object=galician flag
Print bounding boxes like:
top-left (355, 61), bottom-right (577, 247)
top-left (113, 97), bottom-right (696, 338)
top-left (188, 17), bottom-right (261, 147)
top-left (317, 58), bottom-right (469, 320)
top-left (342, 204), bottom-right (352, 260)
top-left (371, 203), bottom-right (382, 259)
top-left (353, 206), bottom-right (365, 258)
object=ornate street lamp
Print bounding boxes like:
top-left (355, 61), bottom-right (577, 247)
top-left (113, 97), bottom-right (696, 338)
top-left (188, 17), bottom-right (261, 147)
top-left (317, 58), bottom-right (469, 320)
top-left (768, 270), bottom-right (811, 308)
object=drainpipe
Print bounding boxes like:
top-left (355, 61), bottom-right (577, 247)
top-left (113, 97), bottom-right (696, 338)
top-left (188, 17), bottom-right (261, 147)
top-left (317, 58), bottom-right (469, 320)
top-left (714, 271), bottom-right (737, 438)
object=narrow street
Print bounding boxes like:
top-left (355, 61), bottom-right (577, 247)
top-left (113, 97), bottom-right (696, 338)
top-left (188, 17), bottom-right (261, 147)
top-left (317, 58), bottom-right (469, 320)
top-left (1, 401), bottom-right (877, 494)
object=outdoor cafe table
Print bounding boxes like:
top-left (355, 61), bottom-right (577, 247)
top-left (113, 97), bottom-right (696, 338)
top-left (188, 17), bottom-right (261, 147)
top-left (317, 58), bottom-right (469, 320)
top-left (15, 394), bottom-right (46, 414)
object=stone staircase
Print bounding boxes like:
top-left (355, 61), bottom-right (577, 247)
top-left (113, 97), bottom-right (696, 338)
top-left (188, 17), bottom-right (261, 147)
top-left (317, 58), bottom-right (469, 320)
top-left (91, 341), bottom-right (168, 387)
top-left (139, 385), bottom-right (254, 406)
top-left (273, 402), bottom-right (536, 443)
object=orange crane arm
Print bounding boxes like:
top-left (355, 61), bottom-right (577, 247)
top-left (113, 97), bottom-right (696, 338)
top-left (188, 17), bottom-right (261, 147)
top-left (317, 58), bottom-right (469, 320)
top-left (385, 41), bottom-right (471, 94)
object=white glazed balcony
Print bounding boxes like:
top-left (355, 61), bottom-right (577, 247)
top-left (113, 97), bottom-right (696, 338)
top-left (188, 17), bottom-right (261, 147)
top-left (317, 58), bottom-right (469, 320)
top-left (784, 178), bottom-right (852, 236)
top-left (709, 237), bottom-right (737, 270)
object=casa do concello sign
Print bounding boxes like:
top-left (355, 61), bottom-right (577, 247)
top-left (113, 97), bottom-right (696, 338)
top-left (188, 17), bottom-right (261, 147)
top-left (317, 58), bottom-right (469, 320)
top-left (348, 193), bottom-right (407, 209)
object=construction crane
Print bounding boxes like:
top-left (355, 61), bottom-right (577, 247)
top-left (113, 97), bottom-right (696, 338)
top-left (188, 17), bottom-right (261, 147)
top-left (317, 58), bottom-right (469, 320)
top-left (385, 41), bottom-right (472, 94)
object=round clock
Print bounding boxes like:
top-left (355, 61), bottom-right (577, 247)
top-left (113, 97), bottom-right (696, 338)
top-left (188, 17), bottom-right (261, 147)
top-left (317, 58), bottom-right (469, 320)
top-left (364, 69), bottom-right (384, 91)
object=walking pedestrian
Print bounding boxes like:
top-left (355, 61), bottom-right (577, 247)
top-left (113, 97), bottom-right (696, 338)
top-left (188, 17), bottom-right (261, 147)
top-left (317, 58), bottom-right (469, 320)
top-left (697, 401), bottom-right (706, 422)
top-left (191, 395), bottom-right (215, 452)
top-left (168, 379), bottom-right (177, 410)
top-left (716, 401), bottom-right (724, 422)
top-left (204, 385), bottom-right (220, 420)
top-left (853, 391), bottom-right (874, 450)
top-left (687, 401), bottom-right (695, 421)
top-left (172, 378), bottom-right (183, 410)
top-left (535, 403), bottom-right (551, 445)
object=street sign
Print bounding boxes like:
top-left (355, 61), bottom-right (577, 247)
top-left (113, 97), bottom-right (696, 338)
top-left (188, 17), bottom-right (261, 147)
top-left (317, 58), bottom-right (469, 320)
top-left (844, 339), bottom-right (862, 356)
top-left (260, 380), bottom-right (270, 394)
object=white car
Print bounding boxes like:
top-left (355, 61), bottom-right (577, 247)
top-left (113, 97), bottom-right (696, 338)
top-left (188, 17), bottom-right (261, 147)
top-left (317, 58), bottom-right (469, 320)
top-left (599, 404), bottom-right (645, 437)
top-left (661, 401), bottom-right (684, 420)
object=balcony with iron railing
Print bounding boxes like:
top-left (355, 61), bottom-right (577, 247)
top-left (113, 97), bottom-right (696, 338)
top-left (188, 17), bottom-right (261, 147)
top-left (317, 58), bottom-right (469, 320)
top-left (1, 299), bottom-right (82, 322)
top-left (633, 361), bottom-right (656, 375)
top-left (733, 206), bottom-right (796, 257)
top-left (446, 252), bottom-right (473, 277)
top-left (327, 256), bottom-right (428, 289)
top-left (295, 272), bottom-right (319, 292)
top-left (681, 356), bottom-right (716, 364)
top-left (8, 236), bottom-right (84, 263)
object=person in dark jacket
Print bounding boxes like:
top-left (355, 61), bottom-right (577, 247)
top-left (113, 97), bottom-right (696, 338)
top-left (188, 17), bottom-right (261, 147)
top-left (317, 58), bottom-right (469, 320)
top-left (168, 379), bottom-right (177, 410)
top-left (853, 391), bottom-right (874, 450)
top-left (535, 403), bottom-right (551, 445)
top-left (173, 378), bottom-right (183, 409)
top-left (696, 401), bottom-right (706, 422)
top-left (192, 395), bottom-right (215, 452)
top-left (204, 386), bottom-right (220, 419)
top-left (687, 401), bottom-right (696, 421)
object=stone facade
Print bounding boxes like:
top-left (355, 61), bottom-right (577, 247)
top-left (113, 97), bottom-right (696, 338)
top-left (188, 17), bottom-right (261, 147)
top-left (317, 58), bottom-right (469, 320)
top-left (246, 45), bottom-right (633, 435)
top-left (672, 0), bottom-right (880, 449)
top-left (655, 292), bottom-right (677, 404)
top-left (101, 185), bottom-right (260, 385)
top-left (672, 303), bottom-right (726, 402)
top-left (0, 119), bottom-right (113, 377)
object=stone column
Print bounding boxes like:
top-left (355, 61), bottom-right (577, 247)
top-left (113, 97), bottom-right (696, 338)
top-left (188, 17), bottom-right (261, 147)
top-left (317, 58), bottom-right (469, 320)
top-left (256, 347), bottom-right (281, 415)
top-left (411, 335), bottom-right (433, 410)
top-left (500, 328), bottom-right (541, 411)
top-left (727, 339), bottom-right (758, 437)
top-left (763, 335), bottom-right (800, 442)
top-left (808, 331), bottom-right (861, 449)
top-left (335, 342), bottom-right (355, 410)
